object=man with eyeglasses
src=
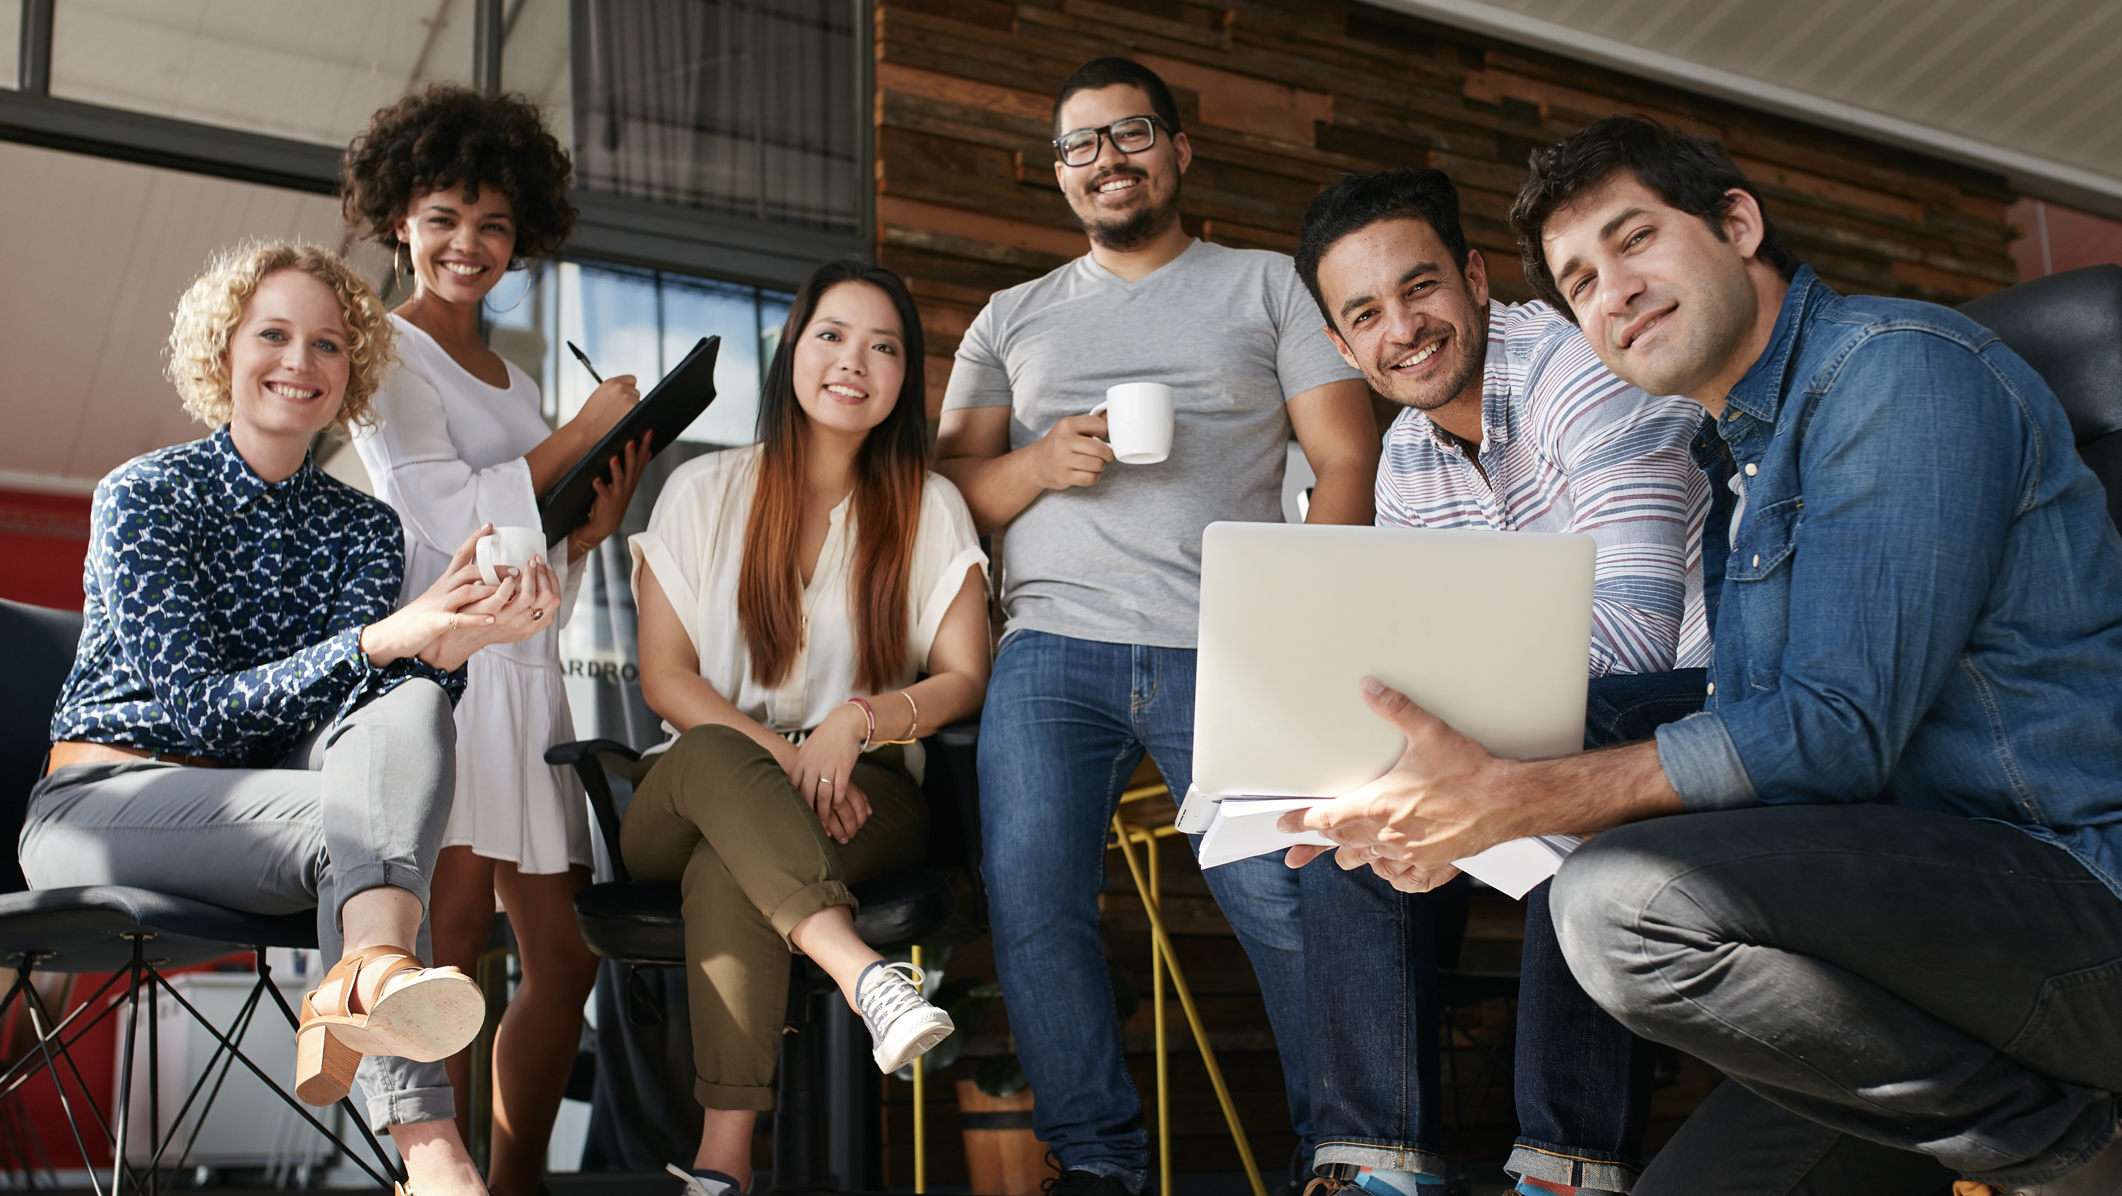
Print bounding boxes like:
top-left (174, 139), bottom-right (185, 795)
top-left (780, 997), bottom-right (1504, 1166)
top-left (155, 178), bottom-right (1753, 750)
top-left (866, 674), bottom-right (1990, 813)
top-left (935, 56), bottom-right (1380, 1196)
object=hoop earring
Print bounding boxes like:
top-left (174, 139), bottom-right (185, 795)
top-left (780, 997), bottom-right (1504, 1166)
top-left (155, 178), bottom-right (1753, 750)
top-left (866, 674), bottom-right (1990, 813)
top-left (395, 242), bottom-right (411, 277)
top-left (484, 261), bottom-right (535, 315)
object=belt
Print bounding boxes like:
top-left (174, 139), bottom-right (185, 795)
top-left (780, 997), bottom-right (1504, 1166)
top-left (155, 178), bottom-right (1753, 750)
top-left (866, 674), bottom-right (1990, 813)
top-left (46, 740), bottom-right (225, 775)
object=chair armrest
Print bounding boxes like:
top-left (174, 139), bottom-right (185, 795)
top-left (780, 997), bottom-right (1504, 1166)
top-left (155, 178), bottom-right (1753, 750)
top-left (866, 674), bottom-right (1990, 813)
top-left (544, 739), bottom-right (642, 768)
top-left (920, 717), bottom-right (985, 928)
top-left (546, 739), bottom-right (642, 884)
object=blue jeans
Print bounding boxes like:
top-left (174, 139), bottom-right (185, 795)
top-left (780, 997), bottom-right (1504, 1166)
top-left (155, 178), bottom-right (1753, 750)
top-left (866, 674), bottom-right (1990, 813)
top-left (1305, 668), bottom-right (1708, 1190)
top-left (979, 630), bottom-right (1311, 1184)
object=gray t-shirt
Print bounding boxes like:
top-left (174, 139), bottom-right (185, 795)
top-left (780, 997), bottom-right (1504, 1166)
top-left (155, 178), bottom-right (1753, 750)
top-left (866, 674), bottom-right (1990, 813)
top-left (944, 239), bottom-right (1361, 648)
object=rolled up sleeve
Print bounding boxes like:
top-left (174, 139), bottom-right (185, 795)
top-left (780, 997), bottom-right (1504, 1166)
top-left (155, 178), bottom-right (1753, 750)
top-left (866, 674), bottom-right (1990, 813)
top-left (1655, 711), bottom-right (1758, 811)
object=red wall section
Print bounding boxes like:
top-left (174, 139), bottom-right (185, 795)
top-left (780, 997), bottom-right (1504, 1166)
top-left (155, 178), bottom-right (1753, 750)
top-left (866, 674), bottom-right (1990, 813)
top-left (2009, 198), bottom-right (2122, 281)
top-left (0, 490), bottom-right (91, 611)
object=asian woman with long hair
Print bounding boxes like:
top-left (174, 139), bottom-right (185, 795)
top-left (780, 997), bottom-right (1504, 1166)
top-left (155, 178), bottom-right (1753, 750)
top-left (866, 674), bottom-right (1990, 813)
top-left (627, 260), bottom-right (990, 1195)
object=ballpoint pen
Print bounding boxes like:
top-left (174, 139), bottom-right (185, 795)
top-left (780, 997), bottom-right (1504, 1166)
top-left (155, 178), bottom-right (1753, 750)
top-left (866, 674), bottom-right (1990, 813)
top-left (566, 340), bottom-right (603, 384)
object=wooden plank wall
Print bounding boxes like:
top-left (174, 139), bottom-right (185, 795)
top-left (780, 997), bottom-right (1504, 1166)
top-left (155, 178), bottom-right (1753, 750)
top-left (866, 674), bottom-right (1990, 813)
top-left (874, 0), bottom-right (2020, 421)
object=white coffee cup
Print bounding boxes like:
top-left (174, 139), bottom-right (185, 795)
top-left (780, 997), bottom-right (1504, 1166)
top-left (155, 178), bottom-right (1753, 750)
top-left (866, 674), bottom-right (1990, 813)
top-left (1089, 382), bottom-right (1175, 465)
top-left (476, 525), bottom-right (546, 586)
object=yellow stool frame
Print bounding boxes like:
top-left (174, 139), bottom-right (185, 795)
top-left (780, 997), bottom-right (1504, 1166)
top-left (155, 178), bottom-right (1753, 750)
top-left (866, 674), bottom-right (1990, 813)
top-left (907, 782), bottom-right (1266, 1196)
top-left (1111, 782), bottom-right (1267, 1196)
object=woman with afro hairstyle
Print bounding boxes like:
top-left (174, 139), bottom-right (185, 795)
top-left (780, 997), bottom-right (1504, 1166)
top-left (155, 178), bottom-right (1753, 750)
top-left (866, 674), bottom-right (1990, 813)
top-left (342, 83), bottom-right (648, 1195)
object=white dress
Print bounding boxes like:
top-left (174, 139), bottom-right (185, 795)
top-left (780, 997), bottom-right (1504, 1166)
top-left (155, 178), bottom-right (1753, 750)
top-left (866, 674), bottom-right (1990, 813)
top-left (627, 445), bottom-right (988, 780)
top-left (353, 315), bottom-right (592, 873)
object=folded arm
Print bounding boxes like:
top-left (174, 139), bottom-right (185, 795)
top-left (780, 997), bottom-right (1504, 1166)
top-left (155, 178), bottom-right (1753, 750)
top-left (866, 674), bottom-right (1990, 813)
top-left (1287, 378), bottom-right (1379, 526)
top-left (1543, 371), bottom-right (1704, 677)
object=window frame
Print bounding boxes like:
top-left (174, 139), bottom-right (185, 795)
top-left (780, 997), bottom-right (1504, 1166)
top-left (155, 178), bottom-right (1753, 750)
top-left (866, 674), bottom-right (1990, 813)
top-left (0, 0), bottom-right (872, 291)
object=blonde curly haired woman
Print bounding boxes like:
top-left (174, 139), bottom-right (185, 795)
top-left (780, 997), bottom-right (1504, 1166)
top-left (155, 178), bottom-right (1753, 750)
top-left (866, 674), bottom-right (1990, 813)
top-left (22, 241), bottom-right (556, 1196)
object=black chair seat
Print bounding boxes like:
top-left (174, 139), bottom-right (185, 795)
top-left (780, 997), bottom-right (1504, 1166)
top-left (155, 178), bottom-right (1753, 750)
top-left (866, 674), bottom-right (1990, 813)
top-left (0, 886), bottom-right (318, 972)
top-left (572, 866), bottom-right (962, 968)
top-left (572, 882), bottom-right (685, 966)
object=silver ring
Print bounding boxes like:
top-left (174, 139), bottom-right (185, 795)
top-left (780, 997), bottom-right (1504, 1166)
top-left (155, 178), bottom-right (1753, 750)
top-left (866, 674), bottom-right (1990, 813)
top-left (531, 609), bottom-right (544, 621)
top-left (447, 613), bottom-right (458, 631)
top-left (817, 777), bottom-right (832, 790)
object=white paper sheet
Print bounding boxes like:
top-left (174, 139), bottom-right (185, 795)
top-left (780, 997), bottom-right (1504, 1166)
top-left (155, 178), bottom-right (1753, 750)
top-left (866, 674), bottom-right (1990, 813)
top-left (1193, 795), bottom-right (1581, 899)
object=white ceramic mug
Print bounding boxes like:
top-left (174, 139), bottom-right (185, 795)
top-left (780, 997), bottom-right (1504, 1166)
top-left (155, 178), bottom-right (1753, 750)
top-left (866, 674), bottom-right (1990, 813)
top-left (475, 525), bottom-right (546, 586)
top-left (1089, 382), bottom-right (1175, 465)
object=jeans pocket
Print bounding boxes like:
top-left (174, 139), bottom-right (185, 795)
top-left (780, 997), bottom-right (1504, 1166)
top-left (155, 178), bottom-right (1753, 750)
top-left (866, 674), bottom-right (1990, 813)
top-left (2002, 956), bottom-right (2122, 1089)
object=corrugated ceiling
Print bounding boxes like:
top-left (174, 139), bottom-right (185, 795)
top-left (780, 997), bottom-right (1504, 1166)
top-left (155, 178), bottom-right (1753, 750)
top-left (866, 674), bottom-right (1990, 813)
top-left (1376, 0), bottom-right (2122, 215)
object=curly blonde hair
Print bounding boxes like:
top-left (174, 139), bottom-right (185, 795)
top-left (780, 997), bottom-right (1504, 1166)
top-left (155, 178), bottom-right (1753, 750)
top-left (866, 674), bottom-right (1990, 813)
top-left (166, 242), bottom-right (396, 432)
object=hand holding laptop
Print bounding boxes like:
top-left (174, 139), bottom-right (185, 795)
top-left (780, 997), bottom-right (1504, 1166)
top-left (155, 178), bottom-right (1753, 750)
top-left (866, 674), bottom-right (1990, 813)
top-left (1188, 522), bottom-right (1599, 900)
top-left (1274, 676), bottom-right (1585, 896)
top-left (1280, 676), bottom-right (1520, 871)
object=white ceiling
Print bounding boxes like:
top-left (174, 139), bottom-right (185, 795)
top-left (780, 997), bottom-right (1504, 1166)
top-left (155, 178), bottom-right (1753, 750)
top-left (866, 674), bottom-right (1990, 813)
top-left (0, 141), bottom-right (388, 491)
top-left (1377, 0), bottom-right (2122, 217)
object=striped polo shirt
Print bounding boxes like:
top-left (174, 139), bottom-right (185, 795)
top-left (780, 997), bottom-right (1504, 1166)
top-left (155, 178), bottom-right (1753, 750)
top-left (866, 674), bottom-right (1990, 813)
top-left (1376, 299), bottom-right (1710, 677)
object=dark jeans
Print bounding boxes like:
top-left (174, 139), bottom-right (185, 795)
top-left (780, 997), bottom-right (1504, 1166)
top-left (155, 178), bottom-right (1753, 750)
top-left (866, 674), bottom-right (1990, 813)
top-left (1305, 669), bottom-right (1707, 1189)
top-left (1636, 1083), bottom-right (1954, 1196)
top-left (1553, 804), bottom-right (2122, 1190)
top-left (979, 630), bottom-right (1311, 1185)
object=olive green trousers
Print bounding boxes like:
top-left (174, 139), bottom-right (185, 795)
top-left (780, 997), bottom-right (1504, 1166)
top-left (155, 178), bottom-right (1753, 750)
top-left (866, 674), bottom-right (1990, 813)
top-left (621, 723), bottom-right (927, 1111)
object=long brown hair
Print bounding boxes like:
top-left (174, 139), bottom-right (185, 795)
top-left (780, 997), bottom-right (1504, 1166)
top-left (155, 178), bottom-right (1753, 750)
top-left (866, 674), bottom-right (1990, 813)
top-left (738, 260), bottom-right (929, 694)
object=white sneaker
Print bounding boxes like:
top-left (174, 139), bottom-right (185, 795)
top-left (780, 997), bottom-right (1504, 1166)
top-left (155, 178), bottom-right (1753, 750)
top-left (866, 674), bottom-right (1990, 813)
top-left (665, 1162), bottom-right (743, 1195)
top-left (855, 960), bottom-right (954, 1073)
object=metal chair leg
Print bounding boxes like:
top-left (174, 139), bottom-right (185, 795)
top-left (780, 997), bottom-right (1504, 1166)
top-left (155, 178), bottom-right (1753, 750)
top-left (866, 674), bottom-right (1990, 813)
top-left (1110, 815), bottom-right (1267, 1196)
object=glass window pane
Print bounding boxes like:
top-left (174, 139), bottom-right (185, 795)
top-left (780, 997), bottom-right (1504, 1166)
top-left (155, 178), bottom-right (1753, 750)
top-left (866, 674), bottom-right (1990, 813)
top-left (575, 0), bottom-right (859, 233)
top-left (553, 260), bottom-right (659, 425)
top-left (660, 276), bottom-right (763, 446)
top-left (0, 0), bottom-right (20, 89)
top-left (501, 0), bottom-right (573, 162)
top-left (50, 0), bottom-right (476, 146)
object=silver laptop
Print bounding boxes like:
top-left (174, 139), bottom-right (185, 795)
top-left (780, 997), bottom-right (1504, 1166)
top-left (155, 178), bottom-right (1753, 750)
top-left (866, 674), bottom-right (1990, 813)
top-left (1191, 522), bottom-right (1596, 801)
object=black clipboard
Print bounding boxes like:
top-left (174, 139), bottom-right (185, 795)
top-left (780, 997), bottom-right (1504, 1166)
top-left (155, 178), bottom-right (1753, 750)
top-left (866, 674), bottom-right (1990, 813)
top-left (538, 335), bottom-right (720, 546)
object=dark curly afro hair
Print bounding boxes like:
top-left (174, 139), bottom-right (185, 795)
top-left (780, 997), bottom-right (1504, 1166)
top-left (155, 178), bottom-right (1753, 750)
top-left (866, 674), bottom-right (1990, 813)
top-left (341, 83), bottom-right (576, 265)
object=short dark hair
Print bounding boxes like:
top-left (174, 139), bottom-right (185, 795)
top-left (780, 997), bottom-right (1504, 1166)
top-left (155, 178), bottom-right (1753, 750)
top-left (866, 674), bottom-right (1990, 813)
top-left (341, 83), bottom-right (576, 265)
top-left (1509, 116), bottom-right (1801, 321)
top-left (1053, 57), bottom-right (1183, 137)
top-left (1294, 168), bottom-right (1470, 330)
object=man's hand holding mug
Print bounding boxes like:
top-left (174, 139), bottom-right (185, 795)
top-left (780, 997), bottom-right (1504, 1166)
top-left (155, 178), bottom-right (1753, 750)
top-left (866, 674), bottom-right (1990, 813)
top-left (1030, 382), bottom-right (1176, 492)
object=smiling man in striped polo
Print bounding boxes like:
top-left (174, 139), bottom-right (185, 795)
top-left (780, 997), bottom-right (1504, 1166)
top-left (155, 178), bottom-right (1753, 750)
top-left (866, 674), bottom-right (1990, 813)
top-left (1285, 167), bottom-right (1725, 1196)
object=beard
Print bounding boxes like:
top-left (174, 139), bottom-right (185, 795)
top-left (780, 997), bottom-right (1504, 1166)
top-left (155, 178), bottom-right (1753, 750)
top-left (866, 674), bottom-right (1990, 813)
top-left (1371, 322), bottom-right (1486, 414)
top-left (1077, 170), bottom-right (1179, 251)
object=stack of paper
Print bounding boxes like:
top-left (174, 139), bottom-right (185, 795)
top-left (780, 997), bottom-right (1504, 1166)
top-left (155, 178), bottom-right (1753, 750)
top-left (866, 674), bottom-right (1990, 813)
top-left (1194, 796), bottom-right (1580, 900)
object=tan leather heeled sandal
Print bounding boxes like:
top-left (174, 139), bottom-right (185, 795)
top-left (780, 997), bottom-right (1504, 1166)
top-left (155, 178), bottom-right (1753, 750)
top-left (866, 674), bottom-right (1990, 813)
top-left (294, 945), bottom-right (484, 1106)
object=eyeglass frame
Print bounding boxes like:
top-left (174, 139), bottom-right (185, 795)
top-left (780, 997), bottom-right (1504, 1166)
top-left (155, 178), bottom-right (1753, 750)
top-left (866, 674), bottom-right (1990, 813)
top-left (1051, 115), bottom-right (1169, 167)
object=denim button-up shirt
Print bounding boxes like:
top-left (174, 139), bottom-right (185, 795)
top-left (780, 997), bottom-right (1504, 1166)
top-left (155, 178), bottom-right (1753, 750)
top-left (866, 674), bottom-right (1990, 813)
top-left (1655, 267), bottom-right (2122, 896)
top-left (50, 426), bottom-right (465, 769)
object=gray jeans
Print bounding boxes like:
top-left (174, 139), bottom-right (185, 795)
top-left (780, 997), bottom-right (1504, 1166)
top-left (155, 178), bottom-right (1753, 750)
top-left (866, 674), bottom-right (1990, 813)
top-left (1552, 804), bottom-right (2122, 1191)
top-left (19, 679), bottom-right (459, 1132)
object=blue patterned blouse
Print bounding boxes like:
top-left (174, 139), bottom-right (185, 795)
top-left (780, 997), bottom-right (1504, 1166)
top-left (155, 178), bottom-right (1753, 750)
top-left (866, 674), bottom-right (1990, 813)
top-left (50, 426), bottom-right (465, 768)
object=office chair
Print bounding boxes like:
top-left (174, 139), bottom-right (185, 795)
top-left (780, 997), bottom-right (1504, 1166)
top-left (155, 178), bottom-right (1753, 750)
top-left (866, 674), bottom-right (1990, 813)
top-left (0, 597), bottom-right (402, 1194)
top-left (1961, 263), bottom-right (2122, 529)
top-left (549, 722), bottom-right (985, 1193)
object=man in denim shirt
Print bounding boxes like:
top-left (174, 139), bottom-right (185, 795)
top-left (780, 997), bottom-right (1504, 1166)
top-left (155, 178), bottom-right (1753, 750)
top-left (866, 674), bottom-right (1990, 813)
top-left (1286, 117), bottom-right (2122, 1196)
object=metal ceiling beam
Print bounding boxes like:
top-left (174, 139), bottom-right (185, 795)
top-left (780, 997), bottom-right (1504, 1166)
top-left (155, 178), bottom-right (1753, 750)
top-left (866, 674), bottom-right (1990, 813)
top-left (1370, 0), bottom-right (2122, 220)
